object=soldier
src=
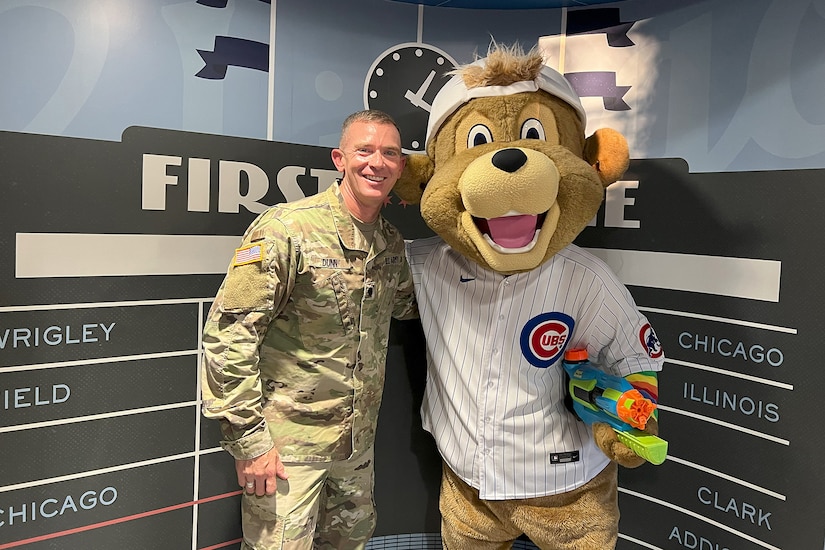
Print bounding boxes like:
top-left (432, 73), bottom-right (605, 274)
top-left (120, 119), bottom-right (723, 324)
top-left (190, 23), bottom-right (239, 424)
top-left (201, 110), bottom-right (418, 550)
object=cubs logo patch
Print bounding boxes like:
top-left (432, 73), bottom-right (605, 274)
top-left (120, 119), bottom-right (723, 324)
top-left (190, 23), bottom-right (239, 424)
top-left (639, 323), bottom-right (663, 359)
top-left (520, 312), bottom-right (575, 368)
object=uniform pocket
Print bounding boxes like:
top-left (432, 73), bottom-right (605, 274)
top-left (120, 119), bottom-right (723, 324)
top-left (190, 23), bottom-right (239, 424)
top-left (293, 268), bottom-right (354, 334)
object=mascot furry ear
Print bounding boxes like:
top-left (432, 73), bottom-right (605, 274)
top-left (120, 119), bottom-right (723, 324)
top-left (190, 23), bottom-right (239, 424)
top-left (394, 44), bottom-right (629, 275)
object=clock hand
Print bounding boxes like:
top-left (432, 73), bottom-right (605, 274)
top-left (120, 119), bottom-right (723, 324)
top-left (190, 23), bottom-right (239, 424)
top-left (404, 70), bottom-right (436, 111)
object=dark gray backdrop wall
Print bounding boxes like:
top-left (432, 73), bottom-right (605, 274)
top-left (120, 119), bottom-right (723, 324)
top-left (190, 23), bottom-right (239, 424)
top-left (2, 0), bottom-right (825, 549)
top-left (578, 160), bottom-right (825, 550)
top-left (4, 128), bottom-right (823, 550)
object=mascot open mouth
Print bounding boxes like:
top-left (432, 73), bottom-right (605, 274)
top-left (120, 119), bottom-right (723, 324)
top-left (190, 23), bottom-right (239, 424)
top-left (474, 212), bottom-right (548, 253)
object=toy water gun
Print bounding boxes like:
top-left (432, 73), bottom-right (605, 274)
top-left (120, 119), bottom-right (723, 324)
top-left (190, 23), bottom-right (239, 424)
top-left (563, 348), bottom-right (668, 465)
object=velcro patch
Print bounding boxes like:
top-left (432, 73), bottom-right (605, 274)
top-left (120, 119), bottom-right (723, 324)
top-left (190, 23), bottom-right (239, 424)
top-left (233, 243), bottom-right (263, 266)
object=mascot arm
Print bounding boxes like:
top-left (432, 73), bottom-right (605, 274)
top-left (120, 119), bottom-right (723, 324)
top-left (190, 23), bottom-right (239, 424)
top-left (593, 416), bottom-right (660, 469)
top-left (593, 370), bottom-right (660, 468)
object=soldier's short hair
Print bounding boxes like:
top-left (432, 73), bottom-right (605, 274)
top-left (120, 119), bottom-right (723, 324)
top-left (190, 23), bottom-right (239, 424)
top-left (339, 110), bottom-right (400, 147)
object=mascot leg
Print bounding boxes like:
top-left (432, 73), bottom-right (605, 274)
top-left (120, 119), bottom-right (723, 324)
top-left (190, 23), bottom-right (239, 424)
top-left (439, 462), bottom-right (620, 550)
top-left (512, 462), bottom-right (619, 550)
top-left (439, 463), bottom-right (521, 550)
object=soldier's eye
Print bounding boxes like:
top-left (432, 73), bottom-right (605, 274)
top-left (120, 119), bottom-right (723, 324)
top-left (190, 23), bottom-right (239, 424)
top-left (521, 118), bottom-right (546, 141)
top-left (467, 124), bottom-right (493, 148)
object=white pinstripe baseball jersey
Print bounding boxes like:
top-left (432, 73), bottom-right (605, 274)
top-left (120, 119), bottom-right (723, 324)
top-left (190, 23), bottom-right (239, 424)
top-left (406, 236), bottom-right (664, 500)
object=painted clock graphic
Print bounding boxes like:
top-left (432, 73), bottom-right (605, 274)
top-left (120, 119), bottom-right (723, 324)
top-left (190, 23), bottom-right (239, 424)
top-left (364, 42), bottom-right (457, 153)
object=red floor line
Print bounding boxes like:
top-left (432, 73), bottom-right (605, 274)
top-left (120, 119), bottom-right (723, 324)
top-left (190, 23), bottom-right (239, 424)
top-left (198, 538), bottom-right (244, 550)
top-left (0, 490), bottom-right (243, 549)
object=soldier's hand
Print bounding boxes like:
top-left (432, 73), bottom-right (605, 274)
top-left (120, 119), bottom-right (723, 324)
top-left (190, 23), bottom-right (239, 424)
top-left (236, 447), bottom-right (287, 496)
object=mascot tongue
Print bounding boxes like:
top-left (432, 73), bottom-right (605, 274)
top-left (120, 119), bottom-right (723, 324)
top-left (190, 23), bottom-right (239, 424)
top-left (480, 214), bottom-right (538, 249)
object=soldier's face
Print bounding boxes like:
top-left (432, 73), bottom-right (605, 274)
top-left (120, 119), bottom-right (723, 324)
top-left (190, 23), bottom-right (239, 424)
top-left (332, 121), bottom-right (406, 218)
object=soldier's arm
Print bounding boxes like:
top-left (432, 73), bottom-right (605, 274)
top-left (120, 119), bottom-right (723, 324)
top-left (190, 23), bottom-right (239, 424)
top-left (200, 215), bottom-right (296, 461)
top-left (391, 251), bottom-right (419, 320)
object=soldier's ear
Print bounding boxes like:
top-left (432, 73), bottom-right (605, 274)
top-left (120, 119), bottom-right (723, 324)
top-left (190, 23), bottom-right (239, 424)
top-left (331, 147), bottom-right (346, 172)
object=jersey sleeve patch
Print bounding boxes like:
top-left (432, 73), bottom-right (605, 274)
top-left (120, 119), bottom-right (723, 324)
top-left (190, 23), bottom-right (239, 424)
top-left (639, 323), bottom-right (663, 359)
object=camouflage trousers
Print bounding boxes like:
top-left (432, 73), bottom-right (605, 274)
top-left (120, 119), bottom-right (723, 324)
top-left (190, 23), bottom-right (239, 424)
top-left (240, 445), bottom-right (376, 550)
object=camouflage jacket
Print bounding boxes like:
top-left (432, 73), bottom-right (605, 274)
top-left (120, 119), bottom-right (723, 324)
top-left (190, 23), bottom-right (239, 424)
top-left (201, 183), bottom-right (418, 462)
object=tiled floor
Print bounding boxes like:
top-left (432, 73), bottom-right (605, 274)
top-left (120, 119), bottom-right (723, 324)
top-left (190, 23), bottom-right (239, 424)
top-left (366, 534), bottom-right (540, 549)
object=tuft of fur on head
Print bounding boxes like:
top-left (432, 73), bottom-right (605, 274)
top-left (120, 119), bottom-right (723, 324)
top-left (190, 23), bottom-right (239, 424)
top-left (455, 42), bottom-right (544, 89)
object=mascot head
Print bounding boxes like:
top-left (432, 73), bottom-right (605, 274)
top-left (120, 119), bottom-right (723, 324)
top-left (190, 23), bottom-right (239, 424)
top-left (395, 43), bottom-right (630, 274)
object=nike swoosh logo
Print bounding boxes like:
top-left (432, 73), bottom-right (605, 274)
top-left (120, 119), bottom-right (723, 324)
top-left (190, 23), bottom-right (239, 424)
top-left (459, 276), bottom-right (476, 283)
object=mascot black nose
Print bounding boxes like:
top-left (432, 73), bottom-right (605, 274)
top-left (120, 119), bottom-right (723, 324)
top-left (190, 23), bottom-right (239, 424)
top-left (491, 148), bottom-right (528, 173)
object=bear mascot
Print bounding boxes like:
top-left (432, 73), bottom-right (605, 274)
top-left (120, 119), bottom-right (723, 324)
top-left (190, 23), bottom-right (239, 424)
top-left (396, 43), bottom-right (665, 549)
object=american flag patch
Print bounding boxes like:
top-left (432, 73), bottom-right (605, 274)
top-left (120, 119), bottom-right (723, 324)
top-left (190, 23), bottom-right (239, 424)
top-left (233, 243), bottom-right (262, 266)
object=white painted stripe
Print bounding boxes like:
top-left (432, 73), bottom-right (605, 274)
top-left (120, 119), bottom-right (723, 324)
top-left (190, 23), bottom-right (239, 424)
top-left (657, 404), bottom-right (790, 445)
top-left (584, 247), bottom-right (781, 302)
top-left (192, 299), bottom-right (206, 550)
top-left (266, 0), bottom-right (277, 141)
top-left (618, 487), bottom-right (782, 550)
top-left (15, 234), bottom-right (782, 303)
top-left (0, 401), bottom-right (199, 434)
top-left (416, 4), bottom-right (423, 43)
top-left (16, 233), bottom-right (240, 277)
top-left (638, 306), bottom-right (797, 334)
top-left (0, 447), bottom-right (224, 494)
top-left (0, 451), bottom-right (199, 494)
top-left (199, 446), bottom-right (223, 455)
top-left (667, 358), bottom-right (793, 390)
top-left (664, 455), bottom-right (785, 500)
top-left (0, 350), bottom-right (198, 374)
top-left (0, 297), bottom-right (212, 312)
top-left (616, 534), bottom-right (661, 550)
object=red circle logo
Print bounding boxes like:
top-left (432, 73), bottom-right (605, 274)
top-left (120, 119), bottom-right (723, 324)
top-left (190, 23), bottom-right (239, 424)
top-left (530, 321), bottom-right (570, 360)
top-left (520, 312), bottom-right (575, 368)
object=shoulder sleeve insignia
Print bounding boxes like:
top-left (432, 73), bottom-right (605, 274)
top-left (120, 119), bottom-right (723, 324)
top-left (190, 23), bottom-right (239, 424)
top-left (233, 243), bottom-right (263, 266)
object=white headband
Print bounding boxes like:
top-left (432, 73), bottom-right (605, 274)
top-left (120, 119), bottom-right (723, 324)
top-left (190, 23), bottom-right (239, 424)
top-left (426, 59), bottom-right (586, 149)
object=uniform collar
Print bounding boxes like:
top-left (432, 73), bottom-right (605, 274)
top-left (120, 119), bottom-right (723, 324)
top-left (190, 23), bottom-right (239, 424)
top-left (326, 181), bottom-right (388, 256)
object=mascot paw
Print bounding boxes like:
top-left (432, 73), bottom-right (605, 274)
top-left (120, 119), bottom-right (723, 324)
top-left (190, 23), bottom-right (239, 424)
top-left (592, 422), bottom-right (646, 469)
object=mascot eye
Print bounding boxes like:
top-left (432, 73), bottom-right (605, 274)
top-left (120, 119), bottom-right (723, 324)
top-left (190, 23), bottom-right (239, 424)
top-left (521, 118), bottom-right (546, 141)
top-left (467, 124), bottom-right (493, 148)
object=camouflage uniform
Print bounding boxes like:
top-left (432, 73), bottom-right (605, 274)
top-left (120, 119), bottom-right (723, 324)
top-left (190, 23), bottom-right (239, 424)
top-left (202, 182), bottom-right (418, 549)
